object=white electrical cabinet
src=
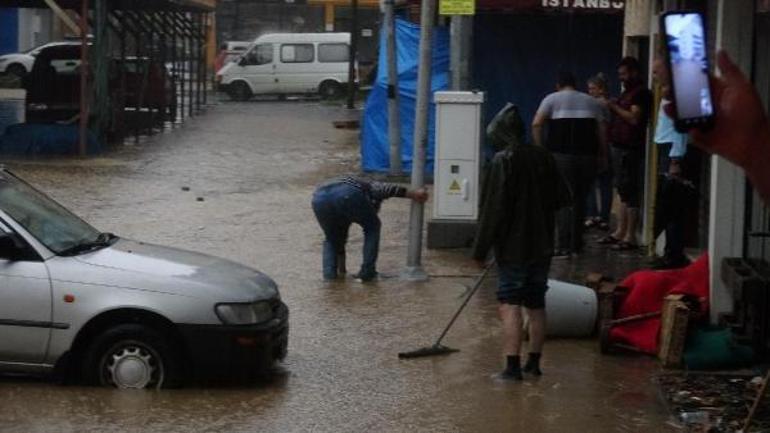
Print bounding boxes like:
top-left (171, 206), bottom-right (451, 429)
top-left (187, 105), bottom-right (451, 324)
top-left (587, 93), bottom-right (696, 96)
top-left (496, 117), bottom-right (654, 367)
top-left (433, 91), bottom-right (485, 221)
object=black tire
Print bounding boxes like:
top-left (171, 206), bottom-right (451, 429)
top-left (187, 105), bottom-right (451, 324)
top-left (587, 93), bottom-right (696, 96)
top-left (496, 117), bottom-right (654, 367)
top-left (82, 324), bottom-right (183, 389)
top-left (6, 63), bottom-right (26, 78)
top-left (228, 81), bottom-right (252, 101)
top-left (319, 81), bottom-right (342, 100)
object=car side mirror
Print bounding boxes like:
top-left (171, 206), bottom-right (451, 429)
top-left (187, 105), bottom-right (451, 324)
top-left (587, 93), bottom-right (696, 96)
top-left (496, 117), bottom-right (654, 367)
top-left (0, 232), bottom-right (22, 261)
top-left (238, 57), bottom-right (247, 67)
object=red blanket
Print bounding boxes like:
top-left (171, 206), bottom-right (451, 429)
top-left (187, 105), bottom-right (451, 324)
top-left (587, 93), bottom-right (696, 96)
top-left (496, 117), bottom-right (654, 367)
top-left (608, 254), bottom-right (710, 354)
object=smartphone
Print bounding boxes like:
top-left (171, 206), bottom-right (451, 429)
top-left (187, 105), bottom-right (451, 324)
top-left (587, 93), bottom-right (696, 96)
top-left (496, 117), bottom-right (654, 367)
top-left (661, 11), bottom-right (715, 132)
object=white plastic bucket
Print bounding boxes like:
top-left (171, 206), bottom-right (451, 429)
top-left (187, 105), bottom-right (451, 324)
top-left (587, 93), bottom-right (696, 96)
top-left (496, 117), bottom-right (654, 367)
top-left (543, 279), bottom-right (598, 337)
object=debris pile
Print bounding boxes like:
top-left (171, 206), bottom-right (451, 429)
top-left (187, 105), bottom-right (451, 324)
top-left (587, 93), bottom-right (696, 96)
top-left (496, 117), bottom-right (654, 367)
top-left (657, 373), bottom-right (770, 432)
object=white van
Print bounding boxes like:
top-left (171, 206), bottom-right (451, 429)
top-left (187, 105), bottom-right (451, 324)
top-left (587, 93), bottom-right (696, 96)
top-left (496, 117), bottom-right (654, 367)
top-left (217, 33), bottom-right (353, 101)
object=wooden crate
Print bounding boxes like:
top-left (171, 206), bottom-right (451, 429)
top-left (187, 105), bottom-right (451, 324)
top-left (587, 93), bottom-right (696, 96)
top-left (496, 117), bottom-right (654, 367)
top-left (658, 294), bottom-right (690, 368)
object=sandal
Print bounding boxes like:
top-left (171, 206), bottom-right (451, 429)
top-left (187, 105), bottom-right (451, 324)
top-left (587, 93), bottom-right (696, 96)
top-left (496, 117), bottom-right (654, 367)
top-left (597, 235), bottom-right (620, 245)
top-left (611, 241), bottom-right (638, 251)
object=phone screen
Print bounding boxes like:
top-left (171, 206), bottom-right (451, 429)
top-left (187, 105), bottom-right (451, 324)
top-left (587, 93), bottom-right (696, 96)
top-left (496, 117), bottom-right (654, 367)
top-left (663, 12), bottom-right (714, 126)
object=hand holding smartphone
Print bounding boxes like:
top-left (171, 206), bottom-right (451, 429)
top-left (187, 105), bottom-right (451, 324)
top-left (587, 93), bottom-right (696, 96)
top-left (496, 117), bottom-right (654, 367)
top-left (661, 11), bottom-right (715, 132)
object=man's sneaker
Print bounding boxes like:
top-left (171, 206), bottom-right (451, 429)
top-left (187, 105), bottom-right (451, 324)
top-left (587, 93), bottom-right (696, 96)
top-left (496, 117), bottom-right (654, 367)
top-left (353, 272), bottom-right (378, 283)
top-left (495, 369), bottom-right (523, 381)
top-left (522, 362), bottom-right (543, 376)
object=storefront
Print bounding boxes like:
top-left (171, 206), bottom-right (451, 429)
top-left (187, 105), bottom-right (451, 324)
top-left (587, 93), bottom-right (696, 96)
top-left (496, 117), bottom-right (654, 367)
top-left (628, 1), bottom-right (770, 356)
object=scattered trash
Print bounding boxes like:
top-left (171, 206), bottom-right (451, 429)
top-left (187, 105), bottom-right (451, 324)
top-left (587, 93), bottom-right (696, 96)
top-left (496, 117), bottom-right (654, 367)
top-left (657, 372), bottom-right (770, 432)
top-left (181, 186), bottom-right (190, 191)
top-left (680, 410), bottom-right (710, 425)
top-left (196, 197), bottom-right (204, 202)
top-left (332, 120), bottom-right (360, 130)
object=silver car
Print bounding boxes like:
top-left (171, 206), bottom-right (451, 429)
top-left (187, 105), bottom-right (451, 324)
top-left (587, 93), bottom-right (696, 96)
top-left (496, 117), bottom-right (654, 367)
top-left (0, 168), bottom-right (288, 388)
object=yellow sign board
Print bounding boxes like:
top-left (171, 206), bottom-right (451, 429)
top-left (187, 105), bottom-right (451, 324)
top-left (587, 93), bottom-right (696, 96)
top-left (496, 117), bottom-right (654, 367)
top-left (448, 179), bottom-right (462, 194)
top-left (439, 0), bottom-right (475, 16)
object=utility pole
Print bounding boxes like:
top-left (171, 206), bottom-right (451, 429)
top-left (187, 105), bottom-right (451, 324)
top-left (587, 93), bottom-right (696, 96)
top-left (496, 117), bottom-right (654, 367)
top-left (384, 0), bottom-right (402, 175)
top-left (402, 0), bottom-right (435, 281)
top-left (346, 0), bottom-right (359, 109)
top-left (449, 16), bottom-right (471, 90)
top-left (78, 0), bottom-right (89, 156)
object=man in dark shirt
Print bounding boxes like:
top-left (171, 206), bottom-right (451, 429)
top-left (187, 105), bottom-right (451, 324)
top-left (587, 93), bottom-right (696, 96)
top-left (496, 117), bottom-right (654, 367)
top-left (599, 57), bottom-right (653, 251)
top-left (473, 108), bottom-right (570, 380)
top-left (312, 176), bottom-right (428, 282)
top-left (532, 71), bottom-right (607, 256)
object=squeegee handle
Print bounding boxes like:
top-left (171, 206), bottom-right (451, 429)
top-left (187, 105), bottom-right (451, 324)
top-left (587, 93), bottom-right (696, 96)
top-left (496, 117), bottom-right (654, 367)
top-left (433, 263), bottom-right (493, 346)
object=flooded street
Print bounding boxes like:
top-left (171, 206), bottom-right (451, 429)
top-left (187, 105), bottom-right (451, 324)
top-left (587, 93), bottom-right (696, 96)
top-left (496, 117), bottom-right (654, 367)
top-left (0, 99), bottom-right (674, 432)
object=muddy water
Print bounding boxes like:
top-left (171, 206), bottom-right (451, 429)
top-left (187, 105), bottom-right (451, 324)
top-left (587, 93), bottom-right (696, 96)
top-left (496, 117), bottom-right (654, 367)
top-left (0, 101), bottom-right (674, 432)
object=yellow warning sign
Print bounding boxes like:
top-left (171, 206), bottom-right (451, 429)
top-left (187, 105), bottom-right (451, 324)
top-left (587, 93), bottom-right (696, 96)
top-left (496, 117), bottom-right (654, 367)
top-left (439, 0), bottom-right (475, 15)
top-left (448, 179), bottom-right (462, 194)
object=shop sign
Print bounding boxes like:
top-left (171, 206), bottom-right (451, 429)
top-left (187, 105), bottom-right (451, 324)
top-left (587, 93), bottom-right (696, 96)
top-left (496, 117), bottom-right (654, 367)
top-left (439, 0), bottom-right (476, 15)
top-left (541, 0), bottom-right (625, 10)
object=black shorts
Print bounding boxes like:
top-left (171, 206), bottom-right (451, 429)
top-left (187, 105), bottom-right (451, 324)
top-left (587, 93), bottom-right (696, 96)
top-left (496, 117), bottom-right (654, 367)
top-left (496, 260), bottom-right (551, 309)
top-left (612, 147), bottom-right (644, 208)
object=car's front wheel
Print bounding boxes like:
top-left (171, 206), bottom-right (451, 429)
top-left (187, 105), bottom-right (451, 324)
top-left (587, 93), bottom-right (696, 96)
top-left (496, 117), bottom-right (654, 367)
top-left (228, 81), bottom-right (253, 101)
top-left (6, 63), bottom-right (27, 78)
top-left (82, 324), bottom-right (182, 389)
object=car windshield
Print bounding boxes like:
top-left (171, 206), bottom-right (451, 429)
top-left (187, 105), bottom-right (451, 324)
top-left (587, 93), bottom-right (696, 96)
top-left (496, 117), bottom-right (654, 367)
top-left (0, 173), bottom-right (101, 254)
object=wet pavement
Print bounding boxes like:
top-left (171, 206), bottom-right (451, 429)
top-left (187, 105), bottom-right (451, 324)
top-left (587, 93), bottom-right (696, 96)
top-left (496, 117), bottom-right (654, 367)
top-left (0, 98), bottom-right (674, 432)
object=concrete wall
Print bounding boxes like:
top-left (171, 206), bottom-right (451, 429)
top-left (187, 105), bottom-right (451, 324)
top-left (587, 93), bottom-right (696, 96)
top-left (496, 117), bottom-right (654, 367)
top-left (17, 8), bottom-right (53, 52)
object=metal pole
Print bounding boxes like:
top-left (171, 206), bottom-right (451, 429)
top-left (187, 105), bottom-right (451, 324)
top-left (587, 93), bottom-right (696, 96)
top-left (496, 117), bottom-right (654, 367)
top-left (402, 0), bottom-right (435, 281)
top-left (384, 0), bottom-right (402, 175)
top-left (78, 0), bottom-right (89, 156)
top-left (450, 16), bottom-right (460, 90)
top-left (187, 19), bottom-right (194, 118)
top-left (346, 0), bottom-right (359, 109)
top-left (450, 16), bottom-right (471, 90)
top-left (202, 13), bottom-right (209, 106)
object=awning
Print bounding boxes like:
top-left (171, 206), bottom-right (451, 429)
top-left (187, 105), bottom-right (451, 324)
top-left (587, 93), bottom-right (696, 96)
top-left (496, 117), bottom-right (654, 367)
top-left (0, 0), bottom-right (215, 12)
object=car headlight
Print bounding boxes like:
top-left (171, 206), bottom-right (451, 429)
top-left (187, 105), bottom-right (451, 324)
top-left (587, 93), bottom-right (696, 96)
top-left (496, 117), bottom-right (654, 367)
top-left (215, 301), bottom-right (274, 325)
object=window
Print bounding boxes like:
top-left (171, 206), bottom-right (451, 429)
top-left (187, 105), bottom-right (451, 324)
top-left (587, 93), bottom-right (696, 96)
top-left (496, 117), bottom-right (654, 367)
top-left (245, 44), bottom-right (273, 66)
top-left (281, 44), bottom-right (314, 63)
top-left (318, 43), bottom-right (349, 63)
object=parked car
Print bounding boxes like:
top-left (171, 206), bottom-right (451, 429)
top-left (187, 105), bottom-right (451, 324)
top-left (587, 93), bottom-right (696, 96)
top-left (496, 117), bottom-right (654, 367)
top-left (23, 43), bottom-right (83, 123)
top-left (0, 41), bottom-right (85, 78)
top-left (23, 44), bottom-right (177, 124)
top-left (0, 168), bottom-right (289, 388)
top-left (217, 32), bottom-right (355, 101)
top-left (114, 57), bottom-right (178, 120)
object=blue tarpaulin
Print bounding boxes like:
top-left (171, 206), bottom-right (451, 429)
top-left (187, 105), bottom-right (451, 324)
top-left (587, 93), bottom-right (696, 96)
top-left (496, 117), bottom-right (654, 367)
top-left (0, 124), bottom-right (101, 155)
top-left (361, 19), bottom-right (449, 173)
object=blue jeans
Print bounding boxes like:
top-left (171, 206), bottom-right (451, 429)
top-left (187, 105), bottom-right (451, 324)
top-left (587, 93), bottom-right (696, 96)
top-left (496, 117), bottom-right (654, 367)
top-left (585, 168), bottom-right (612, 222)
top-left (311, 183), bottom-right (381, 280)
top-left (496, 259), bottom-right (551, 309)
